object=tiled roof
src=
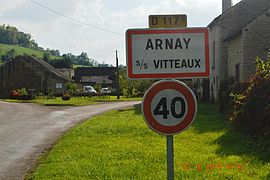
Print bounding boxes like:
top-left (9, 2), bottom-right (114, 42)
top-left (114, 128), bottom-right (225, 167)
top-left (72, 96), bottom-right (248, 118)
top-left (208, 0), bottom-right (270, 39)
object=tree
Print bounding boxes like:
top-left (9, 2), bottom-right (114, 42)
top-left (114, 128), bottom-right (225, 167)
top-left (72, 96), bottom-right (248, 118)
top-left (98, 61), bottom-right (112, 67)
top-left (65, 82), bottom-right (77, 93)
top-left (2, 49), bottom-right (16, 62)
top-left (118, 66), bottom-right (154, 97)
top-left (17, 31), bottom-right (31, 47)
top-left (43, 51), bottom-right (50, 62)
top-left (49, 49), bottom-right (61, 57)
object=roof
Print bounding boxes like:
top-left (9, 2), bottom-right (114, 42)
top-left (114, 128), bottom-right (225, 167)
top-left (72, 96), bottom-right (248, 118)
top-left (208, 0), bottom-right (270, 40)
top-left (20, 55), bottom-right (71, 82)
top-left (74, 67), bottom-right (117, 81)
top-left (75, 67), bottom-right (117, 76)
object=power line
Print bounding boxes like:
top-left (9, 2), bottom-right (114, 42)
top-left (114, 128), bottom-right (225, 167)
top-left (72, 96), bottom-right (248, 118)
top-left (30, 0), bottom-right (122, 35)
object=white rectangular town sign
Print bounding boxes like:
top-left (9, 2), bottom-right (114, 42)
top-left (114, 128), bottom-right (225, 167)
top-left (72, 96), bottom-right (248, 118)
top-left (126, 28), bottom-right (210, 79)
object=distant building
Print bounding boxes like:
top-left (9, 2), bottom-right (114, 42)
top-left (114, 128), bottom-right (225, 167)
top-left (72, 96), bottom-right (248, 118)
top-left (74, 67), bottom-right (117, 89)
top-left (208, 0), bottom-right (270, 100)
top-left (0, 55), bottom-right (71, 98)
top-left (57, 68), bottom-right (74, 79)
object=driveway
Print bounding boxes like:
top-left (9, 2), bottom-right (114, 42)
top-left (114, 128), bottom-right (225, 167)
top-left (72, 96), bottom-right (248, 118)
top-left (0, 100), bottom-right (141, 180)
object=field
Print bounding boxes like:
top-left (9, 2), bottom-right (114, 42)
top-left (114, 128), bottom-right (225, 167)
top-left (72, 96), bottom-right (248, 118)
top-left (0, 43), bottom-right (59, 59)
top-left (28, 103), bottom-right (270, 179)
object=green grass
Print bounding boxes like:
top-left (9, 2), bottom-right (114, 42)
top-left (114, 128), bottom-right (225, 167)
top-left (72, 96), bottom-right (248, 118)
top-left (0, 43), bottom-right (60, 59)
top-left (28, 103), bottom-right (270, 179)
top-left (2, 96), bottom-right (142, 106)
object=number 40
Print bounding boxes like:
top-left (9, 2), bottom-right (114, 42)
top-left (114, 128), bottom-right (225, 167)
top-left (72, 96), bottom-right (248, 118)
top-left (153, 97), bottom-right (186, 119)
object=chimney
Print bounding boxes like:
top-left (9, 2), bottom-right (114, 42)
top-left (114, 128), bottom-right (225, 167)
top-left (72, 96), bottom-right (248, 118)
top-left (222, 0), bottom-right (232, 13)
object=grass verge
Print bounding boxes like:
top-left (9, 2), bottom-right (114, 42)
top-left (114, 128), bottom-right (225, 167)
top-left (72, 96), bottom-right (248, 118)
top-left (28, 103), bottom-right (270, 179)
top-left (1, 96), bottom-right (142, 106)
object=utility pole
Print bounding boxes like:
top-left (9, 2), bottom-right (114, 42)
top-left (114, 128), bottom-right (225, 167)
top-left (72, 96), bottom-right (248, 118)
top-left (116, 50), bottom-right (120, 99)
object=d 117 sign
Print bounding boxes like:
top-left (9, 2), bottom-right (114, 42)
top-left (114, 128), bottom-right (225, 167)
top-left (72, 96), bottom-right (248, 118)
top-left (126, 28), bottom-right (209, 79)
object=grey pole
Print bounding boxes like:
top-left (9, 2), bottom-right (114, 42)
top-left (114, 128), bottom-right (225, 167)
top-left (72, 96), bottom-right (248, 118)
top-left (167, 135), bottom-right (174, 180)
top-left (116, 50), bottom-right (120, 99)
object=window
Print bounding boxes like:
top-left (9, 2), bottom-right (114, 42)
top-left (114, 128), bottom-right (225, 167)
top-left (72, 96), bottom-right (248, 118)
top-left (56, 83), bottom-right (63, 89)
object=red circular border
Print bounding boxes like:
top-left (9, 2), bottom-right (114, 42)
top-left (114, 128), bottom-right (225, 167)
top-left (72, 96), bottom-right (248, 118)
top-left (142, 80), bottom-right (197, 135)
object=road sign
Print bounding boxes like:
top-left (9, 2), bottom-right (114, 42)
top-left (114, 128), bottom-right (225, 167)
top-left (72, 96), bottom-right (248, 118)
top-left (142, 80), bottom-right (197, 135)
top-left (126, 28), bottom-right (210, 79)
top-left (149, 14), bottom-right (187, 28)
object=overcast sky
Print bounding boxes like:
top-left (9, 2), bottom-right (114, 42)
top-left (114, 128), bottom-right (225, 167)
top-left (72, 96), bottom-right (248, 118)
top-left (0, 0), bottom-right (241, 66)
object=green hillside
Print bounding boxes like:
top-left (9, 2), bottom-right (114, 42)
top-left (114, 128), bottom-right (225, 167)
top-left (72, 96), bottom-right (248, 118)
top-left (0, 43), bottom-right (59, 59)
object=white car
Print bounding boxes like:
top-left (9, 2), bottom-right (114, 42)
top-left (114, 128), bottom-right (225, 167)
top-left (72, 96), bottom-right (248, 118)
top-left (100, 87), bottom-right (111, 95)
top-left (83, 86), bottom-right (97, 94)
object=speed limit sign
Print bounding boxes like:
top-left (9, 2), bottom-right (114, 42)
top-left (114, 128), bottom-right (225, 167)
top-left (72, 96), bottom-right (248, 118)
top-left (142, 80), bottom-right (197, 135)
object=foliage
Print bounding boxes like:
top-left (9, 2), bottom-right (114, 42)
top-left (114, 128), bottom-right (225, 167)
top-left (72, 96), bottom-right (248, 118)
top-left (65, 82), bottom-right (77, 93)
top-left (49, 55), bottom-right (72, 68)
top-left (119, 66), bottom-right (154, 97)
top-left (62, 92), bottom-right (71, 101)
top-left (2, 48), bottom-right (16, 62)
top-left (43, 51), bottom-right (50, 62)
top-left (9, 88), bottom-right (28, 96)
top-left (94, 83), bottom-right (102, 93)
top-left (20, 88), bottom-right (28, 95)
top-left (217, 77), bottom-right (234, 113)
top-left (0, 24), bottom-right (40, 50)
top-left (229, 56), bottom-right (270, 149)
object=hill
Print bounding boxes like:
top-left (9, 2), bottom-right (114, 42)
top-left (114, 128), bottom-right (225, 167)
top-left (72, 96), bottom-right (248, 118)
top-left (0, 43), bottom-right (60, 59)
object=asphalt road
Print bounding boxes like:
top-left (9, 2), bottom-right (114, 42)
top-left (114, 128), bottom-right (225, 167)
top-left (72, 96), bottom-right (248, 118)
top-left (0, 100), bottom-right (141, 180)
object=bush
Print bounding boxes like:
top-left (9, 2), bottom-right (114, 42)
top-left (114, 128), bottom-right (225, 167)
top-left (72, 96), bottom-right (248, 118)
top-left (62, 92), bottom-right (71, 101)
top-left (65, 82), bottom-right (77, 94)
top-left (9, 88), bottom-right (31, 100)
top-left (218, 77), bottom-right (234, 113)
top-left (230, 56), bottom-right (270, 149)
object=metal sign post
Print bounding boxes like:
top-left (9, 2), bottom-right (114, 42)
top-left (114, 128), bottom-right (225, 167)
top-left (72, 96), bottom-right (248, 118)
top-left (167, 135), bottom-right (174, 180)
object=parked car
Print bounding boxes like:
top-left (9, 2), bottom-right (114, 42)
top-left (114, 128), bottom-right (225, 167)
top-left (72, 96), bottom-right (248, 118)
top-left (100, 87), bottom-right (111, 95)
top-left (83, 86), bottom-right (97, 95)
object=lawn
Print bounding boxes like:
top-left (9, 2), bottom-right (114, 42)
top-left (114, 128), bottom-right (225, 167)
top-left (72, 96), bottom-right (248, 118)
top-left (2, 96), bottom-right (142, 106)
top-left (28, 103), bottom-right (270, 179)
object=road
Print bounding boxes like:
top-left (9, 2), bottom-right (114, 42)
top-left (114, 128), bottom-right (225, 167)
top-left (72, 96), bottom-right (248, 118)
top-left (0, 100), bottom-right (141, 180)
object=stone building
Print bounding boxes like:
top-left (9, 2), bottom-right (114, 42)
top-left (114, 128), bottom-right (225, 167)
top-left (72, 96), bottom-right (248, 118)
top-left (209, 0), bottom-right (270, 100)
top-left (0, 55), bottom-right (71, 98)
top-left (74, 67), bottom-right (117, 89)
top-left (57, 68), bottom-right (74, 79)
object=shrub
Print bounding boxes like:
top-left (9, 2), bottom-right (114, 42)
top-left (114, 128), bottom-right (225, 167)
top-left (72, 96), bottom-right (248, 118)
top-left (62, 92), bottom-right (71, 101)
top-left (230, 56), bottom-right (270, 149)
top-left (65, 82), bottom-right (77, 94)
top-left (218, 77), bottom-right (234, 113)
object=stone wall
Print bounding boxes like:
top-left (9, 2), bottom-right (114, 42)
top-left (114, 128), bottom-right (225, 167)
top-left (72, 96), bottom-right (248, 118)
top-left (241, 9), bottom-right (270, 81)
top-left (227, 34), bottom-right (242, 80)
top-left (209, 25), bottom-right (222, 100)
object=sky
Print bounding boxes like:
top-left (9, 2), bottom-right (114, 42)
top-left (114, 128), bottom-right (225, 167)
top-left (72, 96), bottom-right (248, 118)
top-left (0, 0), bottom-right (241, 66)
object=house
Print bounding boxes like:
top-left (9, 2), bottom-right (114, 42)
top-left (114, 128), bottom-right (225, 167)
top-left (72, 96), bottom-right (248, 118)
top-left (0, 55), bottom-right (71, 98)
top-left (74, 67), bottom-right (117, 89)
top-left (209, 0), bottom-right (270, 100)
top-left (57, 68), bottom-right (74, 79)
